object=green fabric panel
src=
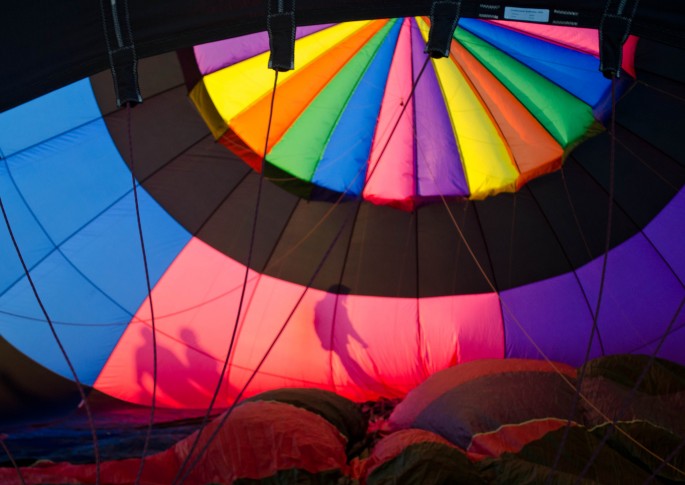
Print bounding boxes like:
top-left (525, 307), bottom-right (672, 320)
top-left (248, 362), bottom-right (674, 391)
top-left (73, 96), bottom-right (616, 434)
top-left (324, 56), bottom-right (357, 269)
top-left (367, 442), bottom-right (486, 485)
top-left (455, 28), bottom-right (596, 148)
top-left (266, 20), bottom-right (397, 181)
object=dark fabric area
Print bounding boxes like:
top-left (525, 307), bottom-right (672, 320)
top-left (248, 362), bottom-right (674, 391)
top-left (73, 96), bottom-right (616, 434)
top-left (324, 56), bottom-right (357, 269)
top-left (262, 198), bottom-right (358, 289)
top-left (89, 31), bottom-right (685, 298)
top-left (592, 421), bottom-right (685, 483)
top-left (413, 372), bottom-right (578, 449)
top-left (339, 202), bottom-right (418, 297)
top-left (91, 52), bottom-right (186, 116)
top-left (3, 1), bottom-right (685, 112)
top-left (475, 187), bottom-right (581, 292)
top-left (1, 390), bottom-right (216, 466)
top-left (0, 400), bottom-right (350, 484)
top-left (478, 426), bottom-right (669, 484)
top-left (635, 40), bottom-right (685, 97)
top-left (417, 201), bottom-right (494, 295)
top-left (583, 354), bottom-right (685, 395)
top-left (243, 387), bottom-right (369, 455)
top-left (0, 336), bottom-right (81, 426)
top-left (580, 355), bottom-right (685, 438)
top-left (194, 174), bottom-right (301, 272)
top-left (367, 442), bottom-right (486, 485)
top-left (234, 467), bottom-right (350, 484)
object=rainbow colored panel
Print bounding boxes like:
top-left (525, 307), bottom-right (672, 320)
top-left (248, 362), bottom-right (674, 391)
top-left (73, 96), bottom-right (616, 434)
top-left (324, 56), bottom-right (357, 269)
top-left (192, 17), bottom-right (632, 209)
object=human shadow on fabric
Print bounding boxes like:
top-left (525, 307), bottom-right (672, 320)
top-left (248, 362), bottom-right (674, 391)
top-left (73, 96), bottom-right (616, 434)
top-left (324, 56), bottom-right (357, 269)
top-left (135, 326), bottom-right (236, 408)
top-left (314, 285), bottom-right (377, 391)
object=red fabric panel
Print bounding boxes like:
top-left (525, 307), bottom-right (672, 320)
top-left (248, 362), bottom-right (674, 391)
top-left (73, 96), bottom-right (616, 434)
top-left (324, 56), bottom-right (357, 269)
top-left (363, 428), bottom-right (464, 477)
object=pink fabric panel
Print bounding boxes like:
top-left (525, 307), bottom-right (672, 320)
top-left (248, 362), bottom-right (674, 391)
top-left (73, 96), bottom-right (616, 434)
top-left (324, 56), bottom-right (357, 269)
top-left (621, 35), bottom-right (638, 78)
top-left (490, 20), bottom-right (637, 77)
top-left (418, 292), bottom-right (504, 374)
top-left (328, 293), bottom-right (422, 400)
top-left (363, 18), bottom-right (416, 210)
top-left (491, 21), bottom-right (599, 55)
top-left (94, 238), bottom-right (261, 408)
top-left (95, 239), bottom-right (504, 408)
top-left (220, 277), bottom-right (337, 399)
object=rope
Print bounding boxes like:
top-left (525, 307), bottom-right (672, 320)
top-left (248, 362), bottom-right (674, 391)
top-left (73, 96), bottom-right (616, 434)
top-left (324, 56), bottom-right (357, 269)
top-left (0, 435), bottom-right (26, 485)
top-left (549, 70), bottom-right (620, 485)
top-left (176, 36), bottom-right (431, 482)
top-left (175, 201), bottom-right (358, 484)
top-left (171, 70), bottom-right (279, 485)
top-left (417, 72), bottom-right (682, 476)
top-left (122, 103), bottom-right (160, 485)
top-left (0, 194), bottom-right (100, 484)
top-left (578, 296), bottom-right (685, 481)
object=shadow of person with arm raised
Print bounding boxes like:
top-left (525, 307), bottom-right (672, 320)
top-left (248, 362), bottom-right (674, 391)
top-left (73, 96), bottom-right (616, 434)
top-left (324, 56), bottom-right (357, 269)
top-left (314, 284), bottom-right (378, 392)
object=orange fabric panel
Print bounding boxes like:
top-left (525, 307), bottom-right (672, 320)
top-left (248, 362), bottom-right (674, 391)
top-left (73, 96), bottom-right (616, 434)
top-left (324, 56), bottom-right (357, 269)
top-left (219, 126), bottom-right (264, 172)
top-left (450, 39), bottom-right (564, 188)
top-left (229, 20), bottom-right (388, 158)
top-left (467, 418), bottom-right (572, 461)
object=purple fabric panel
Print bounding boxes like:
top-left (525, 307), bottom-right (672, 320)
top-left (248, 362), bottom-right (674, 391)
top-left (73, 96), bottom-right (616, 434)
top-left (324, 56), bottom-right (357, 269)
top-left (502, 225), bottom-right (685, 367)
top-left (410, 20), bottom-right (469, 198)
top-left (575, 231), bottom-right (685, 365)
top-left (643, 188), bottom-right (685, 284)
top-left (194, 24), bottom-right (333, 75)
top-left (500, 273), bottom-right (601, 366)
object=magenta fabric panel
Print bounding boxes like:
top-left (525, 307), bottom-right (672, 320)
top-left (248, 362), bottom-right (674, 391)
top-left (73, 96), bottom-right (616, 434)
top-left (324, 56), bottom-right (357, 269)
top-left (363, 19), bottom-right (416, 208)
top-left (418, 292), bottom-right (503, 374)
top-left (97, 237), bottom-right (507, 407)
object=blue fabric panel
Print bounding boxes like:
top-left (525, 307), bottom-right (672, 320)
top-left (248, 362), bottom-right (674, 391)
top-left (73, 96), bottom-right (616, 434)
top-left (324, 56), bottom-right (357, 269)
top-left (312, 20), bottom-right (402, 196)
top-left (0, 81), bottom-right (191, 383)
top-left (459, 19), bottom-right (610, 110)
top-left (59, 189), bottom-right (191, 315)
top-left (0, 80), bottom-right (101, 158)
top-left (7, 118), bottom-right (132, 244)
top-left (0, 190), bottom-right (190, 384)
top-left (0, 163), bottom-right (54, 293)
top-left (0, 251), bottom-right (135, 385)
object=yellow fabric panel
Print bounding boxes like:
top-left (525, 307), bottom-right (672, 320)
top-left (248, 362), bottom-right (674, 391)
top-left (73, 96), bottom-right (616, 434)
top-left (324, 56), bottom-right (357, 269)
top-left (204, 21), bottom-right (371, 125)
top-left (189, 81), bottom-right (228, 139)
top-left (416, 18), bottom-right (518, 199)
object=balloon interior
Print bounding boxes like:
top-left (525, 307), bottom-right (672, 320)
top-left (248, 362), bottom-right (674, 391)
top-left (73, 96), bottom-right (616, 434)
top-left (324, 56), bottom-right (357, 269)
top-left (1, 9), bottom-right (684, 485)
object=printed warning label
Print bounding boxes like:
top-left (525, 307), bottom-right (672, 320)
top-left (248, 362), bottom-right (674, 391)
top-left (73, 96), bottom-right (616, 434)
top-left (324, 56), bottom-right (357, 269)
top-left (503, 7), bottom-right (550, 22)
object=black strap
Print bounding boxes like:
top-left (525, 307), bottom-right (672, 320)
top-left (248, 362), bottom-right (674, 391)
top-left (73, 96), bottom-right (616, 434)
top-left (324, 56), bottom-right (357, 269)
top-left (425, 1), bottom-right (461, 59)
top-left (267, 0), bottom-right (296, 71)
top-left (100, 0), bottom-right (143, 106)
top-left (599, 0), bottom-right (641, 78)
